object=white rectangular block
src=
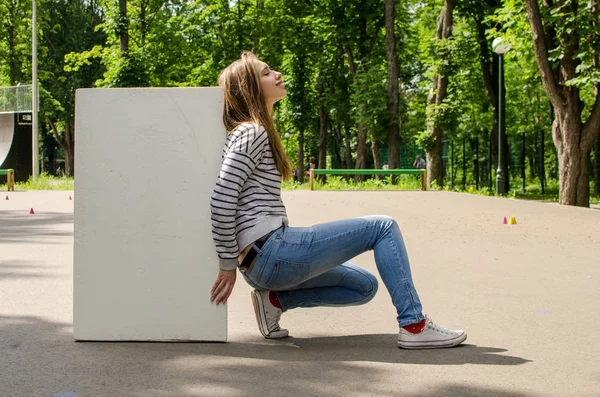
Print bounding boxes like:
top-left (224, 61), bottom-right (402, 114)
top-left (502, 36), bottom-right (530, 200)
top-left (74, 88), bottom-right (227, 341)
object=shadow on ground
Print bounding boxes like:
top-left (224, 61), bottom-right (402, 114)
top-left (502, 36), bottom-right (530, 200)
top-left (0, 259), bottom-right (59, 279)
top-left (217, 334), bottom-right (530, 366)
top-left (1, 315), bottom-right (536, 397)
top-left (0, 211), bottom-right (73, 244)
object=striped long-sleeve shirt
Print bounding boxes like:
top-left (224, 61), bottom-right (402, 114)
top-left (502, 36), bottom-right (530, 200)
top-left (210, 122), bottom-right (288, 270)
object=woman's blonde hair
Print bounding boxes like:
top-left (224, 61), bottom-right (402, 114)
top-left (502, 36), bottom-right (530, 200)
top-left (218, 52), bottom-right (291, 180)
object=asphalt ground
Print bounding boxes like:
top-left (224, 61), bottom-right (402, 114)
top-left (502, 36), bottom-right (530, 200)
top-left (1, 190), bottom-right (599, 397)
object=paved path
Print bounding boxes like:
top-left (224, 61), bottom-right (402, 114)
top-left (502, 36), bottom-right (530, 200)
top-left (1, 190), bottom-right (599, 397)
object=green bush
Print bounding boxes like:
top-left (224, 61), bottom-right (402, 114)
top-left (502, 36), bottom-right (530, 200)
top-left (0, 173), bottom-right (74, 191)
top-left (282, 175), bottom-right (600, 205)
top-left (283, 175), bottom-right (422, 191)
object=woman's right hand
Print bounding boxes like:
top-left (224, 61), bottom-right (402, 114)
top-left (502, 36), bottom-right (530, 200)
top-left (210, 269), bottom-right (237, 305)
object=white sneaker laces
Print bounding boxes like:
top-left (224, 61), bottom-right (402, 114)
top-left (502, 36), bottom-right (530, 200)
top-left (264, 296), bottom-right (283, 331)
top-left (425, 316), bottom-right (454, 335)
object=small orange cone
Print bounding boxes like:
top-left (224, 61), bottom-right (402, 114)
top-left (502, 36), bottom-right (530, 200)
top-left (509, 216), bottom-right (517, 224)
top-left (502, 217), bottom-right (507, 224)
top-left (29, 208), bottom-right (35, 215)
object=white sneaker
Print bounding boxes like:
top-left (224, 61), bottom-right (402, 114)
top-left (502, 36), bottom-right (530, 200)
top-left (251, 290), bottom-right (289, 339)
top-left (398, 316), bottom-right (467, 349)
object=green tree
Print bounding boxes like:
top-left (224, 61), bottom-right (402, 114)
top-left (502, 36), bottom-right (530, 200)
top-left (41, 0), bottom-right (105, 175)
top-left (0, 0), bottom-right (30, 85)
top-left (457, 0), bottom-right (512, 192)
top-left (384, 0), bottom-right (400, 170)
top-left (525, 0), bottom-right (600, 206)
top-left (330, 0), bottom-right (385, 173)
top-left (424, 0), bottom-right (455, 187)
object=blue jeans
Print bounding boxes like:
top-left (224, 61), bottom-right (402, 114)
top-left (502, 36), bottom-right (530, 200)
top-left (242, 215), bottom-right (424, 327)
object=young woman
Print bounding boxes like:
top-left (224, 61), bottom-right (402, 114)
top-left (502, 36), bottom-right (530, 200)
top-left (209, 52), bottom-right (467, 349)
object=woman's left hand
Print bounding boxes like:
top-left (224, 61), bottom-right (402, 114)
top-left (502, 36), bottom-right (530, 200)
top-left (210, 269), bottom-right (237, 304)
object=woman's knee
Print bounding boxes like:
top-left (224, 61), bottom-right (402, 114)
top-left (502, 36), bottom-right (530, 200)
top-left (364, 214), bottom-right (397, 228)
top-left (360, 271), bottom-right (378, 303)
top-left (343, 266), bottom-right (378, 303)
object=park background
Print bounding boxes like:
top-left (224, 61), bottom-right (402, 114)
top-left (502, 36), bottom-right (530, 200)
top-left (1, 0), bottom-right (600, 206)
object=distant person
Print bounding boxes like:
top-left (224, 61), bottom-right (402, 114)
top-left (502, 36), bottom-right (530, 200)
top-left (413, 155), bottom-right (426, 169)
top-left (209, 51), bottom-right (467, 349)
top-left (305, 157), bottom-right (317, 176)
top-left (56, 167), bottom-right (63, 177)
top-left (382, 162), bottom-right (389, 170)
top-left (412, 155), bottom-right (426, 180)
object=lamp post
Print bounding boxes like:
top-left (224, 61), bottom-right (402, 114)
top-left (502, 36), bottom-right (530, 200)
top-left (32, 0), bottom-right (39, 179)
top-left (492, 37), bottom-right (510, 195)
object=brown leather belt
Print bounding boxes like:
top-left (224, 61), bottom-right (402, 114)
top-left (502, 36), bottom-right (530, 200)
top-left (238, 228), bottom-right (280, 273)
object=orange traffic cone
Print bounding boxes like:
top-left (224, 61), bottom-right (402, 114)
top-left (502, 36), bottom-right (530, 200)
top-left (29, 208), bottom-right (35, 214)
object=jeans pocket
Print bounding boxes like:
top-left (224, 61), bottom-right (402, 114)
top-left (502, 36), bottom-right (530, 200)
top-left (263, 259), bottom-right (311, 290)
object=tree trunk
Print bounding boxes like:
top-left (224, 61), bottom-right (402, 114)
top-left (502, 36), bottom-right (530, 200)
top-left (332, 123), bottom-right (343, 168)
top-left (594, 0), bottom-right (600, 196)
top-left (385, 0), bottom-right (401, 171)
top-left (344, 115), bottom-right (352, 169)
top-left (426, 74), bottom-right (449, 187)
top-left (355, 126), bottom-right (367, 169)
top-left (554, 118), bottom-right (590, 205)
top-left (425, 0), bottom-right (455, 187)
top-left (297, 128), bottom-right (305, 183)
top-left (48, 119), bottom-right (75, 176)
top-left (528, 147), bottom-right (535, 180)
top-left (540, 127), bottom-right (546, 193)
top-left (371, 139), bottom-right (381, 180)
top-left (549, 112), bottom-right (585, 204)
top-left (355, 126), bottom-right (367, 181)
top-left (427, 125), bottom-right (444, 187)
top-left (594, 136), bottom-right (600, 195)
top-left (318, 75), bottom-right (327, 182)
top-left (119, 0), bottom-right (129, 57)
top-left (344, 23), bottom-right (381, 177)
top-left (65, 123), bottom-right (74, 176)
top-left (525, 0), bottom-right (600, 206)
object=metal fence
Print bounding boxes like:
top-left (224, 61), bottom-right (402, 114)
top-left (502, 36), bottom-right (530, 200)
top-left (379, 144), bottom-right (426, 168)
top-left (0, 85), bottom-right (33, 113)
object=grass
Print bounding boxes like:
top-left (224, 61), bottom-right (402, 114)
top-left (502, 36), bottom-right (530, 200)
top-left (283, 175), bottom-right (600, 205)
top-left (2, 173), bottom-right (598, 205)
top-left (1, 173), bottom-right (74, 191)
top-left (283, 175), bottom-right (423, 191)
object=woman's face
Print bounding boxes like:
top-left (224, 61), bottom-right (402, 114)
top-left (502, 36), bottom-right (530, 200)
top-left (254, 61), bottom-right (286, 107)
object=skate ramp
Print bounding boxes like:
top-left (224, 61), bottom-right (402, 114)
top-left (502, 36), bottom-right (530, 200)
top-left (0, 113), bottom-right (14, 166)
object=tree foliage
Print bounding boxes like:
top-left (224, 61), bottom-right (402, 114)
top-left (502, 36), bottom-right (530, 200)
top-left (0, 0), bottom-right (598, 204)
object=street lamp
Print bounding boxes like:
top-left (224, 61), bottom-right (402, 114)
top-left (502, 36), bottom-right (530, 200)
top-left (32, 0), bottom-right (39, 179)
top-left (492, 37), bottom-right (510, 195)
